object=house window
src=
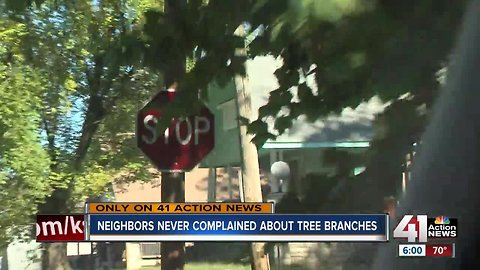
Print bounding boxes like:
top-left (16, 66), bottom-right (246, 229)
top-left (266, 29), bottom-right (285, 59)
top-left (67, 242), bottom-right (92, 256)
top-left (140, 243), bottom-right (161, 258)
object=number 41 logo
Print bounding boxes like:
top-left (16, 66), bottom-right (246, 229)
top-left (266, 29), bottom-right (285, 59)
top-left (393, 215), bottom-right (428, 243)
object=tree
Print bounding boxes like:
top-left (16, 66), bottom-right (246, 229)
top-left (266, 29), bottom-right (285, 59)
top-left (0, 18), bottom-right (53, 247)
top-left (1, 1), bottom-right (163, 268)
top-left (5, 0), bottom-right (469, 150)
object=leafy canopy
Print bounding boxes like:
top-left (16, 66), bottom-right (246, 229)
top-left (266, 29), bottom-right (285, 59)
top-left (0, 0), bottom-right (164, 249)
top-left (0, 19), bottom-right (52, 247)
top-left (0, 0), bottom-right (468, 249)
top-left (6, 0), bottom-right (467, 144)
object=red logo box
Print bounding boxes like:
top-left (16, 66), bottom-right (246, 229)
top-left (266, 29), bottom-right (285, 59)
top-left (36, 214), bottom-right (85, 241)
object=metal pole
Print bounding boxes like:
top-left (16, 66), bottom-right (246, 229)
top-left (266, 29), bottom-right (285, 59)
top-left (208, 168), bottom-right (217, 202)
top-left (238, 169), bottom-right (245, 202)
top-left (227, 166), bottom-right (234, 200)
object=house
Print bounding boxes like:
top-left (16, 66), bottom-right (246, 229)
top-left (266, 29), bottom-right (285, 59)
top-left (248, 56), bottom-right (386, 186)
top-left (245, 56), bottom-right (389, 269)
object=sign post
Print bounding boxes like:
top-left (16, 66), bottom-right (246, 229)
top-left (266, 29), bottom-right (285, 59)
top-left (136, 89), bottom-right (214, 270)
top-left (137, 2), bottom-right (213, 267)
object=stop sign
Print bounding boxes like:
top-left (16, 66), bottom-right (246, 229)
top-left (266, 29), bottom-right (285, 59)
top-left (136, 90), bottom-right (215, 171)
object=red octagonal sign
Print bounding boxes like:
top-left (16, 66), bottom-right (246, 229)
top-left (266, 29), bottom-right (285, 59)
top-left (136, 90), bottom-right (215, 171)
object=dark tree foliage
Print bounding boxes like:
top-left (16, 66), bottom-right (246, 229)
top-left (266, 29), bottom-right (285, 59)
top-left (7, 0), bottom-right (467, 144)
top-left (5, 0), bottom-right (468, 236)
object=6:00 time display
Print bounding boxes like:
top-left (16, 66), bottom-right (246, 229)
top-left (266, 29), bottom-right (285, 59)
top-left (399, 244), bottom-right (426, 257)
top-left (404, 246), bottom-right (423, 255)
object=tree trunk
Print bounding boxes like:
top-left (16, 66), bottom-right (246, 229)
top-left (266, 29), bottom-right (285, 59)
top-left (42, 243), bottom-right (70, 270)
top-left (1, 247), bottom-right (8, 270)
top-left (160, 242), bottom-right (185, 270)
top-left (234, 24), bottom-right (270, 270)
top-left (37, 54), bottom-right (109, 270)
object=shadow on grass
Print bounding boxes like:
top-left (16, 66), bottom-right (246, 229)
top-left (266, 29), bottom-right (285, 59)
top-left (185, 262), bottom-right (249, 270)
top-left (186, 242), bottom-right (250, 265)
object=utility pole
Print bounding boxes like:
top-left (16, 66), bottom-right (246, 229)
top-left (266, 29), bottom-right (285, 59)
top-left (234, 24), bottom-right (271, 270)
top-left (161, 1), bottom-right (186, 270)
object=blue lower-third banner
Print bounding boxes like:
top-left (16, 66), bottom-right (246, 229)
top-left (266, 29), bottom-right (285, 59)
top-left (87, 214), bottom-right (389, 242)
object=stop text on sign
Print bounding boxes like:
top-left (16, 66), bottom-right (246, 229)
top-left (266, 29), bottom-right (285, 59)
top-left (136, 90), bottom-right (215, 171)
top-left (141, 115), bottom-right (211, 146)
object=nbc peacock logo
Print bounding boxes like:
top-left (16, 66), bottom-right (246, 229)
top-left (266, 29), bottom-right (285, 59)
top-left (434, 216), bottom-right (450, 225)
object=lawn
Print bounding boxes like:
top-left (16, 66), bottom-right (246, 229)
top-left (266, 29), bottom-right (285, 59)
top-left (124, 263), bottom-right (250, 270)
top-left (185, 263), bottom-right (250, 270)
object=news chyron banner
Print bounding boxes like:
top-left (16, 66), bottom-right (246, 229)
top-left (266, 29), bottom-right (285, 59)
top-left (36, 202), bottom-right (389, 242)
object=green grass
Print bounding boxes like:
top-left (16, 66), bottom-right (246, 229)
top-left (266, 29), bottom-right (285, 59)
top-left (185, 263), bottom-right (250, 270)
top-left (111, 263), bottom-right (250, 270)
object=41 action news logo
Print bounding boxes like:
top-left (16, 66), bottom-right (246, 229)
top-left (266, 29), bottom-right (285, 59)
top-left (393, 215), bottom-right (457, 243)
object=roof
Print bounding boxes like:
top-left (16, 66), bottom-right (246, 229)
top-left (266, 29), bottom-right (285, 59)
top-left (247, 56), bottom-right (388, 145)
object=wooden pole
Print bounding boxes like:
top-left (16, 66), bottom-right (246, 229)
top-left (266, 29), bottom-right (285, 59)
top-left (234, 24), bottom-right (270, 270)
top-left (161, 1), bottom-right (186, 270)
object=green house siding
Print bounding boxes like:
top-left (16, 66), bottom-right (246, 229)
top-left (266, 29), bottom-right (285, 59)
top-left (199, 79), bottom-right (242, 168)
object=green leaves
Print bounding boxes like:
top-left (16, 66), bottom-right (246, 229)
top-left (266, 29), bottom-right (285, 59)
top-left (247, 119), bottom-right (268, 134)
top-left (258, 104), bottom-right (278, 118)
top-left (0, 1), bottom-right (175, 248)
top-left (266, 88), bottom-right (293, 112)
top-left (250, 131), bottom-right (276, 147)
top-left (0, 62), bottom-right (52, 246)
top-left (4, 0), bottom-right (44, 12)
top-left (0, 0), bottom-right (468, 224)
top-left (297, 82), bottom-right (314, 102)
top-left (242, 0), bottom-right (467, 147)
top-left (273, 115), bottom-right (293, 134)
